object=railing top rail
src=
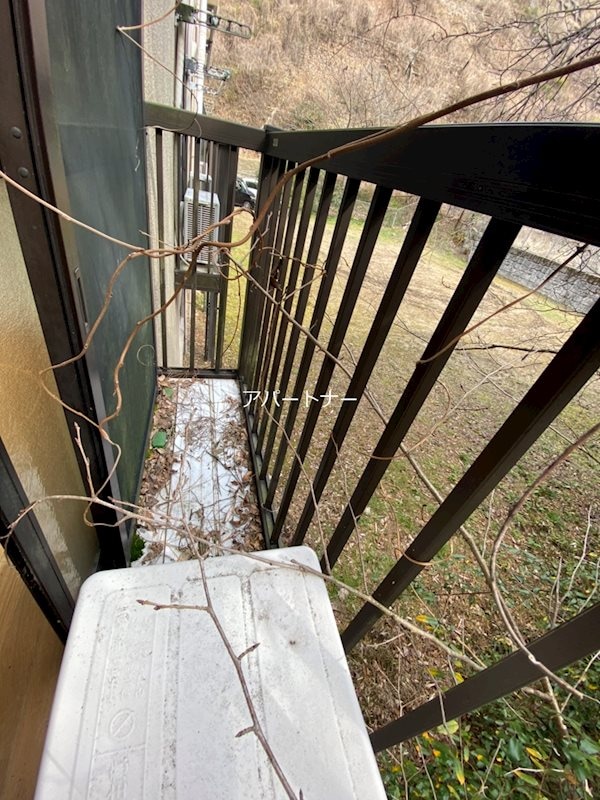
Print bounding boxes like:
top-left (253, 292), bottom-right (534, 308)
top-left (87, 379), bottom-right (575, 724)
top-left (266, 123), bottom-right (600, 245)
top-left (143, 107), bottom-right (599, 244)
top-left (266, 120), bottom-right (600, 153)
top-left (144, 101), bottom-right (266, 152)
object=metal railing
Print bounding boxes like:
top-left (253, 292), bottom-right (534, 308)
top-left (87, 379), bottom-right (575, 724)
top-left (145, 104), bottom-right (600, 752)
top-left (144, 102), bottom-right (265, 372)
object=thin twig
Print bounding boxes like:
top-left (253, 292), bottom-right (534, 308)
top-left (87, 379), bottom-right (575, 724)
top-left (490, 420), bottom-right (600, 699)
top-left (419, 245), bottom-right (587, 365)
top-left (138, 556), bottom-right (302, 799)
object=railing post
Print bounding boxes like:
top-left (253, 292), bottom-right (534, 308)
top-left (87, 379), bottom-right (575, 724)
top-left (214, 143), bottom-right (238, 371)
top-left (238, 153), bottom-right (280, 384)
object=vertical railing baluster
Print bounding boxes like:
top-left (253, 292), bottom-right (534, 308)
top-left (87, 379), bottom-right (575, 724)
top-left (291, 198), bottom-right (441, 545)
top-left (174, 131), bottom-right (186, 360)
top-left (215, 143), bottom-right (238, 371)
top-left (265, 177), bottom-right (360, 510)
top-left (342, 296), bottom-right (600, 651)
top-left (205, 140), bottom-right (217, 365)
top-left (271, 185), bottom-right (393, 543)
top-left (369, 602), bottom-right (600, 749)
top-left (155, 128), bottom-right (168, 368)
top-left (249, 159), bottom-right (288, 398)
top-left (252, 160), bottom-right (297, 435)
top-left (324, 218), bottom-right (521, 571)
top-left (238, 155), bottom-right (281, 384)
top-left (259, 170), bottom-right (336, 476)
top-left (255, 168), bottom-right (308, 449)
top-left (188, 136), bottom-right (201, 369)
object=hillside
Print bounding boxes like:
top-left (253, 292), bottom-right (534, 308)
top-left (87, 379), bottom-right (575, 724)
top-left (207, 0), bottom-right (599, 129)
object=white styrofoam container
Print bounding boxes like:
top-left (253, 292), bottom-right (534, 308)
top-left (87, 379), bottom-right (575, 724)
top-left (35, 547), bottom-right (386, 799)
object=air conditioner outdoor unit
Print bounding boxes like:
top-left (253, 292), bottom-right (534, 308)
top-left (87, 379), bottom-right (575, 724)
top-left (182, 187), bottom-right (221, 266)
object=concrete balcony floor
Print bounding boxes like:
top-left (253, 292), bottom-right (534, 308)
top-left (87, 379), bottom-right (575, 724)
top-left (135, 377), bottom-right (263, 565)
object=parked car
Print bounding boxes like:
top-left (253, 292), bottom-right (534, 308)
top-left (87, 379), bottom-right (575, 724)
top-left (243, 176), bottom-right (258, 192)
top-left (235, 177), bottom-right (256, 211)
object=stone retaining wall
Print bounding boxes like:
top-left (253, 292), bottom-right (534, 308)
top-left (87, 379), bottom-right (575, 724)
top-left (499, 249), bottom-right (599, 313)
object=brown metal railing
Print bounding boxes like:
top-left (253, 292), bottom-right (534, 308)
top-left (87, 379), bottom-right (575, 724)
top-left (144, 102), bottom-right (263, 372)
top-left (240, 121), bottom-right (600, 748)
top-left (145, 103), bottom-right (600, 750)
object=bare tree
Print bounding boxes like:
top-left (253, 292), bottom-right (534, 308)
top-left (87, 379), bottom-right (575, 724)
top-left (211, 0), bottom-right (599, 127)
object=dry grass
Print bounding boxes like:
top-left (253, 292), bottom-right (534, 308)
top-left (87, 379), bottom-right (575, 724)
top-left (209, 1), bottom-right (599, 129)
top-left (227, 205), bottom-right (599, 741)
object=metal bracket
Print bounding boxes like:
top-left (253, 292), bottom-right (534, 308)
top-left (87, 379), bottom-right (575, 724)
top-left (184, 56), bottom-right (200, 75)
top-left (177, 5), bottom-right (252, 39)
top-left (205, 65), bottom-right (231, 82)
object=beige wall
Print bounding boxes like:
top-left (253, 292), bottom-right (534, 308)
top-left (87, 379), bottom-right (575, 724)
top-left (143, 0), bottom-right (182, 366)
top-left (0, 557), bottom-right (63, 800)
top-left (0, 179), bottom-right (97, 596)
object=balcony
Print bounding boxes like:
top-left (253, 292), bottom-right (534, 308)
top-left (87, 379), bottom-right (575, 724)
top-left (1, 2), bottom-right (599, 798)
